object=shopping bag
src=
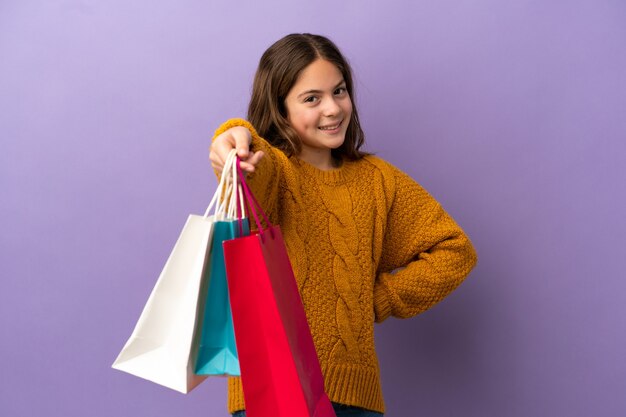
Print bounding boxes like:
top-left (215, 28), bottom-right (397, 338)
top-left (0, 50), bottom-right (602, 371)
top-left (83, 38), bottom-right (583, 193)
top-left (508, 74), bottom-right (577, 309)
top-left (223, 160), bottom-right (336, 416)
top-left (112, 150), bottom-right (242, 393)
top-left (194, 148), bottom-right (250, 376)
top-left (194, 218), bottom-right (249, 375)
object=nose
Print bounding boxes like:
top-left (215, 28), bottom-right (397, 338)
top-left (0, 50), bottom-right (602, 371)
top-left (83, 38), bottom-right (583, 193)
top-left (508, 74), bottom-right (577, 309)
top-left (322, 96), bottom-right (342, 117)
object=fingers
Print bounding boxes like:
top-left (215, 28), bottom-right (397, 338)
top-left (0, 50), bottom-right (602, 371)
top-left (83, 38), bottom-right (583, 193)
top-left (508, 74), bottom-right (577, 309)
top-left (209, 126), bottom-right (255, 173)
top-left (231, 127), bottom-right (251, 159)
top-left (209, 141), bottom-right (226, 173)
top-left (239, 151), bottom-right (265, 173)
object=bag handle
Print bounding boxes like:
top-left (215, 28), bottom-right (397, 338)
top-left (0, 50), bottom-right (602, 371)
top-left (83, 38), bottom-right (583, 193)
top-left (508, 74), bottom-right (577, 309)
top-left (226, 150), bottom-right (246, 219)
top-left (236, 158), bottom-right (274, 239)
top-left (203, 149), bottom-right (240, 218)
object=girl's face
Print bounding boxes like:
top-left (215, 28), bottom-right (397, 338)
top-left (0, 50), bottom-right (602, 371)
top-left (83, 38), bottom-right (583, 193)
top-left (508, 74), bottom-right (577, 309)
top-left (284, 59), bottom-right (352, 161)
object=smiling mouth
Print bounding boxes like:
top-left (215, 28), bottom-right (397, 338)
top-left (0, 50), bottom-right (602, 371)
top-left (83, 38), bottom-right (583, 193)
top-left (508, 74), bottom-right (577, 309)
top-left (318, 120), bottom-right (342, 130)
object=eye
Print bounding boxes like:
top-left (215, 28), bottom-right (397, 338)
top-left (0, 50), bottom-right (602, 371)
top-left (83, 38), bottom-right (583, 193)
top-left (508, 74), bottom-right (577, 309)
top-left (304, 96), bottom-right (318, 103)
top-left (334, 87), bottom-right (347, 95)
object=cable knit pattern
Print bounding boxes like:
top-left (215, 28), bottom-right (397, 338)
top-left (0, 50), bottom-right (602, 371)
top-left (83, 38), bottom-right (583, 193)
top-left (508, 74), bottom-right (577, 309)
top-left (213, 119), bottom-right (478, 414)
top-left (318, 181), bottom-right (364, 364)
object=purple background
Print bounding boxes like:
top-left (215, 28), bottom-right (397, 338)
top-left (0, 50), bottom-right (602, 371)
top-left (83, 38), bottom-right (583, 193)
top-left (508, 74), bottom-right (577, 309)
top-left (1, 1), bottom-right (625, 416)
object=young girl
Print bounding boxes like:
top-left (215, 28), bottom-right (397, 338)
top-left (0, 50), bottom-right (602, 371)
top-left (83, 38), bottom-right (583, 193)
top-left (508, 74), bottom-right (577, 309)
top-left (210, 33), bottom-right (477, 417)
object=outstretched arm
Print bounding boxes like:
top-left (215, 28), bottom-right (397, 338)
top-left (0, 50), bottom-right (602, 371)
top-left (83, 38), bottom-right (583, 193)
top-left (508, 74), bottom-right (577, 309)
top-left (211, 118), bottom-right (284, 225)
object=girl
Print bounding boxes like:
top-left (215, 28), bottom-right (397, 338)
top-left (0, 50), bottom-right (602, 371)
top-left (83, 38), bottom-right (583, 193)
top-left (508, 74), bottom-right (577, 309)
top-left (210, 33), bottom-right (477, 417)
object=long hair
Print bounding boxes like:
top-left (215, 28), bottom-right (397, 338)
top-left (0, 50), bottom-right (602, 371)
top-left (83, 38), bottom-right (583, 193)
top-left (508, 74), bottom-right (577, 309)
top-left (247, 33), bottom-right (366, 160)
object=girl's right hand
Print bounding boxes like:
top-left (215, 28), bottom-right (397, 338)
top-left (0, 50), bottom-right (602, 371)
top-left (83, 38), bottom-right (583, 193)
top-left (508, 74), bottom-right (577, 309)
top-left (210, 126), bottom-right (265, 173)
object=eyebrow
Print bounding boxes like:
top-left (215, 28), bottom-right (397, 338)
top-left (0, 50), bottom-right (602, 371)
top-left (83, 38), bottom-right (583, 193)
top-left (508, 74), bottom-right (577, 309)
top-left (296, 80), bottom-right (346, 99)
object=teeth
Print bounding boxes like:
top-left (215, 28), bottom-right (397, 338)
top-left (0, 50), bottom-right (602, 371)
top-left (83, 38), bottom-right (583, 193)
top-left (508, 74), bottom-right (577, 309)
top-left (319, 123), bottom-right (340, 130)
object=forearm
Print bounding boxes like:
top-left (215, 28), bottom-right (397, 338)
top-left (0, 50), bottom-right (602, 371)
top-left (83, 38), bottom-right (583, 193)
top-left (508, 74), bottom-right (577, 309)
top-left (374, 222), bottom-right (477, 322)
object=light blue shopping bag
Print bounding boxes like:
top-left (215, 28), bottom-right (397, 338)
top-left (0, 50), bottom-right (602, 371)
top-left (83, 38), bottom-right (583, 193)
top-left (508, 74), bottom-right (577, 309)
top-left (194, 218), bottom-right (249, 375)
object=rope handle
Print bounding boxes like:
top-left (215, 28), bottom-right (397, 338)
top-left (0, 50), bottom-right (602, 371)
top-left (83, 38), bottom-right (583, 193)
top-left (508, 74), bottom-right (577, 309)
top-left (236, 158), bottom-right (273, 238)
top-left (226, 150), bottom-right (246, 219)
top-left (203, 149), bottom-right (245, 219)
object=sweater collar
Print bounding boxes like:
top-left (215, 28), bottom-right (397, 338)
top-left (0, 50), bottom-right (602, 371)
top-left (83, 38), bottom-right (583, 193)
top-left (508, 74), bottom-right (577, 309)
top-left (291, 156), bottom-right (360, 186)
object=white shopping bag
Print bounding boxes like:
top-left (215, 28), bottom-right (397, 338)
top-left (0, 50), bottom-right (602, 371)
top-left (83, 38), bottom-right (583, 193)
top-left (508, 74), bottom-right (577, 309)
top-left (112, 150), bottom-right (243, 393)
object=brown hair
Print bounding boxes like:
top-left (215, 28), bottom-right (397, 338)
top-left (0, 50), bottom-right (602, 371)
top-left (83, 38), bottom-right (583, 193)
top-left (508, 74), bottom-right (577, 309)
top-left (247, 33), bottom-right (366, 160)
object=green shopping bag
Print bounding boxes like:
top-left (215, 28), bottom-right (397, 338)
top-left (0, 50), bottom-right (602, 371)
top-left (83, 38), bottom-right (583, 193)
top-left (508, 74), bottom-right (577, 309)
top-left (194, 218), bottom-right (249, 375)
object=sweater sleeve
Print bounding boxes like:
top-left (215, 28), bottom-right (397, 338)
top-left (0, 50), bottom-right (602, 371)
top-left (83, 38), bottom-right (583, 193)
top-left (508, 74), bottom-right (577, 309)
top-left (373, 164), bottom-right (477, 322)
top-left (212, 118), bottom-right (283, 227)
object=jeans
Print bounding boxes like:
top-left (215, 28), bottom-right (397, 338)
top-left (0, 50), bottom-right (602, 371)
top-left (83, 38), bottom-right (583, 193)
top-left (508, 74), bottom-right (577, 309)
top-left (232, 402), bottom-right (384, 417)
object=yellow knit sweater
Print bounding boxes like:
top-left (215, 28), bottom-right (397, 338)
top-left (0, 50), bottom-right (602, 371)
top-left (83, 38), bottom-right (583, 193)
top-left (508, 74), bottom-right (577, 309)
top-left (213, 119), bottom-right (477, 414)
